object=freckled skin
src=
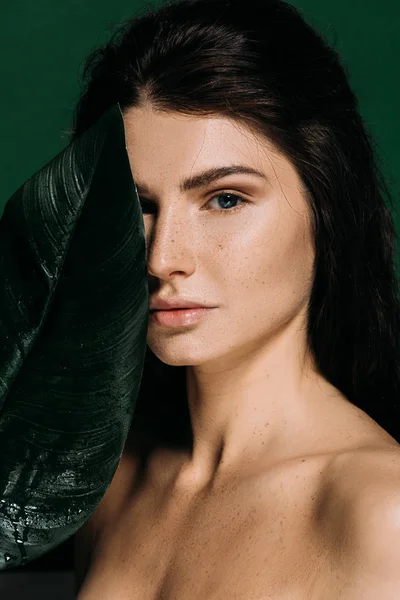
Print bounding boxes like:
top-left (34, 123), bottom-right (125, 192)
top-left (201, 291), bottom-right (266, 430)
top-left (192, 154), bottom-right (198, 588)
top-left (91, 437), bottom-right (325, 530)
top-left (76, 104), bottom-right (400, 600)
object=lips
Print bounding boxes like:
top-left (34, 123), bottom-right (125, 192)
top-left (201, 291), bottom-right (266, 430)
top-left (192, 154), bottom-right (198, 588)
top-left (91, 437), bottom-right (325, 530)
top-left (150, 298), bottom-right (211, 311)
top-left (150, 306), bottom-right (215, 327)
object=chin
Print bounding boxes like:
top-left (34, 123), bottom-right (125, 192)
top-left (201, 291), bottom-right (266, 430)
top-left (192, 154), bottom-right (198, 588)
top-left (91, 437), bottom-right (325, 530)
top-left (148, 343), bottom-right (213, 368)
top-left (153, 354), bottom-right (200, 367)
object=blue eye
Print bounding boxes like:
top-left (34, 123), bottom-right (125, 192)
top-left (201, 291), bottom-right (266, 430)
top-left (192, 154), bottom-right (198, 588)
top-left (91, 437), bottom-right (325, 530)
top-left (139, 192), bottom-right (247, 215)
top-left (207, 192), bottom-right (246, 214)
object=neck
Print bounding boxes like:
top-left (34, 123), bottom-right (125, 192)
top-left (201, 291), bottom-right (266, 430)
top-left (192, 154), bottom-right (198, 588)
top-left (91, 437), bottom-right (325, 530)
top-left (174, 316), bottom-right (346, 491)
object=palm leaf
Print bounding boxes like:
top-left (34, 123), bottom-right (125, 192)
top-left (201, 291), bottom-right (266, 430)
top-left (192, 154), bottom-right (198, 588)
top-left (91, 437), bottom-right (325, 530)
top-left (0, 103), bottom-right (149, 569)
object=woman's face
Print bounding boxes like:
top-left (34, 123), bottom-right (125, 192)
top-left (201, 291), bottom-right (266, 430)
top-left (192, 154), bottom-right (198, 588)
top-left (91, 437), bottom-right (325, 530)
top-left (123, 104), bottom-right (315, 369)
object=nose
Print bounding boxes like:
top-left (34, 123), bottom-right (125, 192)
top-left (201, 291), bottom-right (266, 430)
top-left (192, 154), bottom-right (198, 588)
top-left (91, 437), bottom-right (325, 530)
top-left (146, 207), bottom-right (196, 280)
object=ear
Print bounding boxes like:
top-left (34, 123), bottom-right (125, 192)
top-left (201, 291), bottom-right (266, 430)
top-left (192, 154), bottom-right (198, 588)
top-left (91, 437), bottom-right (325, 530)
top-left (0, 103), bottom-right (149, 569)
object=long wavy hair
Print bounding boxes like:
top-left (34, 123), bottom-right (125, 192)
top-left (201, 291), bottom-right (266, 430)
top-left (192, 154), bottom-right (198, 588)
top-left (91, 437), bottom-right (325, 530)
top-left (70, 0), bottom-right (400, 445)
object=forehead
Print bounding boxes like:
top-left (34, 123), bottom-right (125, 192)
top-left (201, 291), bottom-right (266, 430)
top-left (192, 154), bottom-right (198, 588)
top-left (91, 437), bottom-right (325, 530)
top-left (122, 104), bottom-right (305, 197)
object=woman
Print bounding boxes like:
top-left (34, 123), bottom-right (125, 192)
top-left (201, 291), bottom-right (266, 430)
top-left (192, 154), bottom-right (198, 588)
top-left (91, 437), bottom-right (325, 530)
top-left (72, 0), bottom-right (400, 597)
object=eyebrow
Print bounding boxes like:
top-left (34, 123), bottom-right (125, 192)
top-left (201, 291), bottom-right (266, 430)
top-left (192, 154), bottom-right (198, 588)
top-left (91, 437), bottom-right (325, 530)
top-left (134, 165), bottom-right (268, 195)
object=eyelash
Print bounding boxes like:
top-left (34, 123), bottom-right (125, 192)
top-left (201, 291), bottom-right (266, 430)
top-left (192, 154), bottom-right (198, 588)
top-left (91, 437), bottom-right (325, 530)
top-left (206, 191), bottom-right (248, 214)
top-left (139, 191), bottom-right (248, 216)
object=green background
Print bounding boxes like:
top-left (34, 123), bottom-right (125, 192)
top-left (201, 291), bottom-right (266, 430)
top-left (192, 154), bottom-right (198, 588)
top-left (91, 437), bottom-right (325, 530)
top-left (0, 0), bottom-right (399, 572)
top-left (1, 0), bottom-right (399, 226)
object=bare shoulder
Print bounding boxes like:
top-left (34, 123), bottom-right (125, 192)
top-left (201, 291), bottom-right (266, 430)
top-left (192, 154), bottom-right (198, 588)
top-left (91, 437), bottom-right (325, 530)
top-left (328, 441), bottom-right (400, 509)
top-left (321, 442), bottom-right (400, 598)
top-left (79, 417), bottom-right (160, 532)
top-left (74, 418), bottom-right (162, 595)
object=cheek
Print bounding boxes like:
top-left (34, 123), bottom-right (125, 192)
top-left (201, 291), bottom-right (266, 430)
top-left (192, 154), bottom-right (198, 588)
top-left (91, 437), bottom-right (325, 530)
top-left (211, 212), bottom-right (314, 318)
top-left (263, 230), bottom-right (314, 321)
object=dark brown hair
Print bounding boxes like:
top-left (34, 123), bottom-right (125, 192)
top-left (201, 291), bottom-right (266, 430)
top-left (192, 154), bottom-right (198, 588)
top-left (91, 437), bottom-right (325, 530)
top-left (70, 0), bottom-right (400, 444)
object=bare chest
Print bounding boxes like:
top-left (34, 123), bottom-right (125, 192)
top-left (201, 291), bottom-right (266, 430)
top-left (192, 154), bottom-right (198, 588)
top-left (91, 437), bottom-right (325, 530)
top-left (77, 459), bottom-right (339, 600)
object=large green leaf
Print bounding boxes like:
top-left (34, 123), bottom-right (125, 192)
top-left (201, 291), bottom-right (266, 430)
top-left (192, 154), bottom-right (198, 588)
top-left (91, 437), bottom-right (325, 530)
top-left (0, 104), bottom-right (149, 569)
